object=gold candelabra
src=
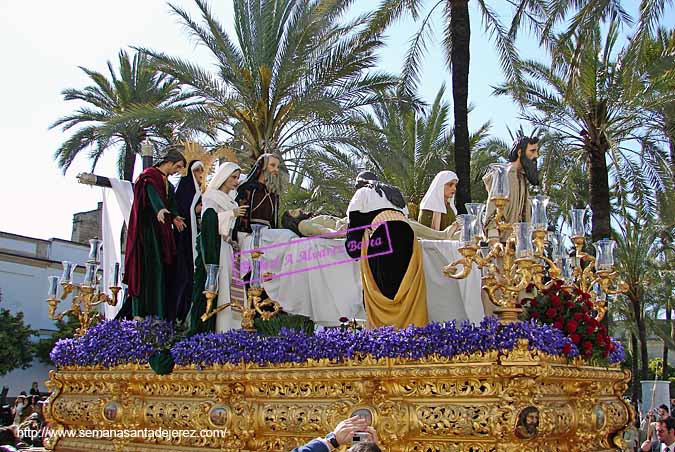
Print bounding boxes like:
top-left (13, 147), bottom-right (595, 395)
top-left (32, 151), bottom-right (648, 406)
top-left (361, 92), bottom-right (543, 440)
top-left (443, 165), bottom-right (627, 323)
top-left (200, 226), bottom-right (281, 330)
top-left (46, 239), bottom-right (121, 336)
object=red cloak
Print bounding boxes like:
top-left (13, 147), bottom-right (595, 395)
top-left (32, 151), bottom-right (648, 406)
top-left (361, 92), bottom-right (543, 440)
top-left (123, 167), bottom-right (176, 297)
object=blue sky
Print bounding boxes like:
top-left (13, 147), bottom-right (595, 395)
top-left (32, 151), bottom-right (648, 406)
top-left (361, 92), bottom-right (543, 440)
top-left (0, 0), bottom-right (672, 240)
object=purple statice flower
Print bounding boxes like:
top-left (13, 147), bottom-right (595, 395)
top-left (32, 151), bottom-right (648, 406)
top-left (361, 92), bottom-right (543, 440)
top-left (50, 319), bottom-right (173, 368)
top-left (608, 338), bottom-right (625, 364)
top-left (50, 317), bottom-right (618, 368)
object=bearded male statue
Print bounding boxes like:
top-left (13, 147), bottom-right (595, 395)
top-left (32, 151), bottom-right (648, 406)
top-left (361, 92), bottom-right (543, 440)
top-left (482, 135), bottom-right (540, 242)
top-left (233, 153), bottom-right (284, 239)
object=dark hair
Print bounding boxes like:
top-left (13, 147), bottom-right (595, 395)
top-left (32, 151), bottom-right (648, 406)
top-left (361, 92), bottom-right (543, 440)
top-left (660, 404), bottom-right (670, 413)
top-left (508, 136), bottom-right (540, 162)
top-left (518, 406), bottom-right (539, 425)
top-left (0, 427), bottom-right (18, 446)
top-left (355, 171), bottom-right (378, 189)
top-left (155, 145), bottom-right (187, 167)
top-left (281, 210), bottom-right (312, 237)
top-left (348, 443), bottom-right (382, 452)
top-left (658, 416), bottom-right (675, 431)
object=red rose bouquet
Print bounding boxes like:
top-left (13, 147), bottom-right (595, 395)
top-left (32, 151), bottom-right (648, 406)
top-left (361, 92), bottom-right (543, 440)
top-left (520, 279), bottom-right (617, 365)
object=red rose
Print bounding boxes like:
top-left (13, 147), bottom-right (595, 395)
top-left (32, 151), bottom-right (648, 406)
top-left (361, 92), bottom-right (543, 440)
top-left (582, 341), bottom-right (593, 351)
top-left (585, 300), bottom-right (593, 308)
top-left (609, 343), bottom-right (616, 352)
top-left (583, 350), bottom-right (593, 358)
top-left (554, 320), bottom-right (564, 330)
top-left (530, 299), bottom-right (539, 308)
top-left (531, 312), bottom-right (540, 319)
top-left (562, 344), bottom-right (572, 355)
top-left (566, 302), bottom-right (575, 309)
top-left (566, 320), bottom-right (578, 334)
top-left (546, 308), bottom-right (557, 318)
top-left (602, 350), bottom-right (609, 358)
top-left (550, 294), bottom-right (562, 307)
top-left (574, 312), bottom-right (584, 321)
top-left (586, 324), bottom-right (596, 335)
top-left (580, 305), bottom-right (589, 314)
top-left (570, 334), bottom-right (581, 344)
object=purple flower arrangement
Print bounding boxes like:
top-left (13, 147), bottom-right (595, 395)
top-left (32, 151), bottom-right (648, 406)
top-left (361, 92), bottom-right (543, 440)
top-left (50, 317), bottom-right (625, 369)
top-left (50, 318), bottom-right (174, 368)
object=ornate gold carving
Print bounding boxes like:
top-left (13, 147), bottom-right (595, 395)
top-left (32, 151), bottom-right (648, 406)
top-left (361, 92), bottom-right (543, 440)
top-left (45, 351), bottom-right (632, 452)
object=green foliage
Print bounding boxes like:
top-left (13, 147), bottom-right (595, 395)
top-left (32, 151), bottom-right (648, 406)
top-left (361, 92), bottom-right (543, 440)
top-left (648, 358), bottom-right (675, 380)
top-left (141, 0), bottom-right (396, 167)
top-left (0, 309), bottom-right (36, 376)
top-left (254, 312), bottom-right (315, 337)
top-left (34, 315), bottom-right (83, 366)
top-left (50, 50), bottom-right (198, 180)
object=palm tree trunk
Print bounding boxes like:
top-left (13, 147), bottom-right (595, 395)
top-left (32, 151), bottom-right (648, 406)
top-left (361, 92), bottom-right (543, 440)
top-left (664, 297), bottom-right (670, 379)
top-left (123, 139), bottom-right (140, 181)
top-left (632, 293), bottom-right (649, 384)
top-left (586, 139), bottom-right (611, 241)
top-left (450, 0), bottom-right (471, 214)
top-left (631, 331), bottom-right (640, 426)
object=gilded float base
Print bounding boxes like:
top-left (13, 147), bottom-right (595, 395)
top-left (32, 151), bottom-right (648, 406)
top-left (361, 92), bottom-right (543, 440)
top-left (45, 342), bottom-right (632, 452)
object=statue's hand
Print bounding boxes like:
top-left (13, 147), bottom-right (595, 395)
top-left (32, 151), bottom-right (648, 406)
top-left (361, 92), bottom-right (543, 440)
top-left (157, 209), bottom-right (170, 224)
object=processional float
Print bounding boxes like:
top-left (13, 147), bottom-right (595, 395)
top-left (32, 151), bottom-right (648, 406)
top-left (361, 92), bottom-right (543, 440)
top-left (43, 163), bottom-right (632, 452)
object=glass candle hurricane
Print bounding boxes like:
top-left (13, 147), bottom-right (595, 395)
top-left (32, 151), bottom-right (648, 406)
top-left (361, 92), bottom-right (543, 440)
top-left (513, 222), bottom-right (534, 258)
top-left (570, 208), bottom-right (586, 238)
top-left (531, 195), bottom-right (549, 231)
top-left (60, 261), bottom-right (76, 285)
top-left (489, 164), bottom-right (510, 198)
top-left (594, 238), bottom-right (617, 271)
top-left (48, 276), bottom-right (60, 299)
top-left (457, 214), bottom-right (476, 246)
top-left (88, 238), bottom-right (103, 262)
top-left (465, 203), bottom-right (485, 240)
top-left (205, 264), bottom-right (220, 293)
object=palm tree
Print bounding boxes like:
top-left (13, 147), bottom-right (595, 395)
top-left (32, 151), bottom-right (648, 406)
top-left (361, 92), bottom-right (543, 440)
top-left (368, 0), bottom-right (539, 213)
top-left (140, 0), bottom-right (396, 170)
top-left (294, 86), bottom-right (493, 216)
top-left (494, 19), bottom-right (674, 241)
top-left (639, 27), bottom-right (675, 179)
top-left (51, 50), bottom-right (194, 181)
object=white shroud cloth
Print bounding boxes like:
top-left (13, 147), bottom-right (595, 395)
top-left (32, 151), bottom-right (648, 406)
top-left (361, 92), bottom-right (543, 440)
top-left (101, 178), bottom-right (133, 320)
top-left (238, 229), bottom-right (483, 326)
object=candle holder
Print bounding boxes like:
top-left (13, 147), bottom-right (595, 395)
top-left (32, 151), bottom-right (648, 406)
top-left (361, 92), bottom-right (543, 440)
top-left (443, 201), bottom-right (628, 323)
top-left (46, 239), bottom-right (121, 336)
top-left (200, 225), bottom-right (281, 330)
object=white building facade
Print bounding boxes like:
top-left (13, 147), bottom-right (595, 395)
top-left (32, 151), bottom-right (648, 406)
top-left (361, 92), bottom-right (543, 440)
top-left (0, 231), bottom-right (90, 396)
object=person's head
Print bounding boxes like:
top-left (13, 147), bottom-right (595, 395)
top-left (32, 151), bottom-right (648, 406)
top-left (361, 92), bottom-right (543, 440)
top-left (420, 170), bottom-right (459, 216)
top-left (0, 426), bottom-right (18, 447)
top-left (281, 209), bottom-right (312, 236)
top-left (347, 443), bottom-right (382, 452)
top-left (204, 162), bottom-right (241, 195)
top-left (658, 404), bottom-right (670, 419)
top-left (518, 407), bottom-right (539, 436)
top-left (155, 146), bottom-right (187, 175)
top-left (220, 169), bottom-right (241, 192)
top-left (18, 392), bottom-right (26, 397)
top-left (354, 171), bottom-right (378, 190)
top-left (656, 417), bottom-right (675, 444)
top-left (254, 153), bottom-right (282, 194)
top-left (30, 383), bottom-right (37, 390)
top-left (190, 161), bottom-right (205, 186)
top-left (508, 135), bottom-right (540, 186)
top-left (444, 180), bottom-right (457, 199)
